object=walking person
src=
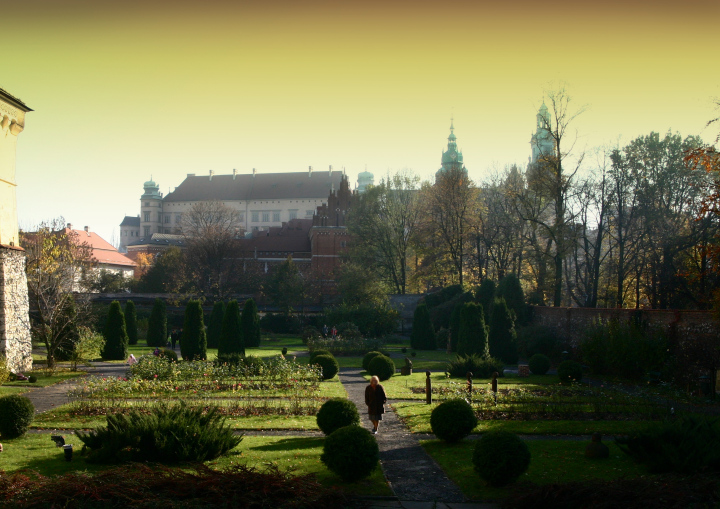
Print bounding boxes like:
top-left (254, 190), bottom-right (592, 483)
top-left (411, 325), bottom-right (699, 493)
top-left (365, 375), bottom-right (387, 434)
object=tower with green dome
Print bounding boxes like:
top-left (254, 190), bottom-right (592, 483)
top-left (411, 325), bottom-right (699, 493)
top-left (529, 102), bottom-right (555, 165)
top-left (140, 178), bottom-right (163, 238)
top-left (436, 119), bottom-right (467, 179)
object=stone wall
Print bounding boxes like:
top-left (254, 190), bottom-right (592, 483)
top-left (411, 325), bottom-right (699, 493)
top-left (0, 246), bottom-right (32, 372)
top-left (531, 306), bottom-right (720, 346)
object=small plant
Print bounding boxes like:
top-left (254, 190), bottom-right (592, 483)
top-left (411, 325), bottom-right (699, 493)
top-left (367, 355), bottom-right (395, 381)
top-left (313, 354), bottom-right (339, 380)
top-left (528, 353), bottom-right (551, 375)
top-left (0, 356), bottom-right (10, 385)
top-left (362, 351), bottom-right (383, 371)
top-left (473, 430), bottom-right (531, 486)
top-left (159, 348), bottom-right (178, 362)
top-left (78, 402), bottom-right (242, 463)
top-left (321, 425), bottom-right (379, 481)
top-left (0, 395), bottom-right (35, 438)
top-left (28, 375), bottom-right (38, 383)
top-left (558, 360), bottom-right (583, 384)
top-left (430, 399), bottom-right (478, 442)
top-left (446, 354), bottom-right (504, 378)
top-left (316, 398), bottom-right (360, 435)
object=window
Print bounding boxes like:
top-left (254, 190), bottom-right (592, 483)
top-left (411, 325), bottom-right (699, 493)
top-left (262, 212), bottom-right (269, 222)
top-left (289, 210), bottom-right (297, 220)
top-left (175, 214), bottom-right (181, 224)
top-left (306, 210), bottom-right (314, 217)
top-left (251, 211), bottom-right (259, 222)
top-left (164, 215), bottom-right (170, 223)
top-left (341, 241), bottom-right (346, 248)
top-left (144, 212), bottom-right (150, 222)
top-left (272, 211), bottom-right (280, 222)
top-left (145, 202), bottom-right (149, 207)
top-left (144, 226), bottom-right (150, 236)
top-left (239, 213), bottom-right (245, 223)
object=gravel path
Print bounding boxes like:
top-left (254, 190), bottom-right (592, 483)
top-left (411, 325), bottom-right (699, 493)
top-left (339, 368), bottom-right (466, 503)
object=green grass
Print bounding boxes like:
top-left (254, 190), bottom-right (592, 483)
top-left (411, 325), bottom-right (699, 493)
top-left (421, 438), bottom-right (646, 500)
top-left (392, 400), bottom-right (651, 435)
top-left (3, 370), bottom-right (85, 388)
top-left (0, 434), bottom-right (390, 495)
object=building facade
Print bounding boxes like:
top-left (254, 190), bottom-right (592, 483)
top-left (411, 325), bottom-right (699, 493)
top-left (0, 88), bottom-right (33, 372)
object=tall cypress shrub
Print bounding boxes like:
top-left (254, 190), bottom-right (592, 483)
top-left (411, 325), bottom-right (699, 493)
top-left (219, 300), bottom-right (244, 356)
top-left (147, 298), bottom-right (167, 348)
top-left (475, 279), bottom-right (496, 322)
top-left (181, 300), bottom-right (207, 361)
top-left (496, 274), bottom-right (526, 325)
top-left (124, 300), bottom-right (138, 346)
top-left (206, 301), bottom-right (225, 349)
top-left (241, 298), bottom-right (261, 348)
top-left (456, 302), bottom-right (489, 358)
top-left (489, 297), bottom-right (518, 364)
top-left (450, 304), bottom-right (462, 352)
top-left (101, 301), bottom-right (129, 360)
top-left (411, 303), bottom-right (436, 350)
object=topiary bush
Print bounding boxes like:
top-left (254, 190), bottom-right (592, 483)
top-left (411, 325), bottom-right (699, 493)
top-left (313, 354), bottom-right (339, 380)
top-left (206, 301), bottom-right (225, 349)
top-left (528, 354), bottom-right (551, 375)
top-left (219, 300), bottom-right (244, 357)
top-left (362, 351), bottom-right (383, 371)
top-left (240, 298), bottom-right (261, 348)
top-left (321, 425), bottom-right (379, 481)
top-left (316, 398), bottom-right (360, 435)
top-left (473, 430), bottom-right (531, 486)
top-left (181, 300), bottom-right (207, 361)
top-left (430, 399), bottom-right (478, 442)
top-left (558, 360), bottom-right (583, 384)
top-left (446, 354), bottom-right (504, 379)
top-left (367, 355), bottom-right (395, 381)
top-left (159, 348), bottom-right (178, 362)
top-left (147, 298), bottom-right (168, 348)
top-left (78, 402), bottom-right (242, 464)
top-left (457, 302), bottom-right (489, 357)
top-left (101, 300), bottom-right (129, 361)
top-left (0, 395), bottom-right (35, 438)
top-left (124, 300), bottom-right (138, 346)
top-left (309, 349), bottom-right (332, 364)
top-left (411, 303), bottom-right (436, 350)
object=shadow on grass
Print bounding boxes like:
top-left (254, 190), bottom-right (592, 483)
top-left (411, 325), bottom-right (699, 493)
top-left (248, 437), bottom-right (324, 452)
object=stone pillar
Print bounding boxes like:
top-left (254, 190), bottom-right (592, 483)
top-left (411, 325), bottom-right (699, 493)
top-left (0, 246), bottom-right (32, 372)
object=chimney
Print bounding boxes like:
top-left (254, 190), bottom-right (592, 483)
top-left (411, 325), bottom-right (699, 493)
top-left (209, 170), bottom-right (214, 181)
top-left (84, 226), bottom-right (89, 232)
top-left (308, 166), bottom-right (312, 177)
top-left (187, 173), bottom-right (195, 178)
top-left (253, 168), bottom-right (256, 178)
top-left (67, 223), bottom-right (72, 230)
top-left (233, 168), bottom-right (237, 180)
top-left (329, 165), bottom-right (332, 176)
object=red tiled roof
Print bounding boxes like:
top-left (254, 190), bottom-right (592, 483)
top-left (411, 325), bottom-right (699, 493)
top-left (65, 228), bottom-right (136, 267)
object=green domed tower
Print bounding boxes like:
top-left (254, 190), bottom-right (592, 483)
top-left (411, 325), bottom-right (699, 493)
top-left (530, 102), bottom-right (555, 164)
top-left (140, 178), bottom-right (163, 238)
top-left (436, 119), bottom-right (468, 179)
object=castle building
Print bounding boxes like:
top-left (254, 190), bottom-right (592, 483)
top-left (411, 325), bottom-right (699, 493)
top-left (436, 119), bottom-right (467, 179)
top-left (0, 88), bottom-right (33, 372)
top-left (119, 168), bottom-right (374, 252)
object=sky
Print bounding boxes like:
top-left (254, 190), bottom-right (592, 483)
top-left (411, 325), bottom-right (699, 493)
top-left (3, 0), bottom-right (719, 245)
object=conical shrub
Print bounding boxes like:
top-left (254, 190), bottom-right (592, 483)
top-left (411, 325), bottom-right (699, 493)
top-left (219, 300), bottom-right (244, 356)
top-left (101, 301), bottom-right (129, 360)
top-left (181, 300), bottom-right (207, 361)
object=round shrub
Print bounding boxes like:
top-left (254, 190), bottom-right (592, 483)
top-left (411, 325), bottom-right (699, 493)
top-left (313, 354), bottom-right (339, 380)
top-left (0, 395), bottom-right (35, 438)
top-left (367, 355), bottom-right (395, 381)
top-left (28, 375), bottom-right (38, 383)
top-left (528, 354), bottom-right (551, 375)
top-left (473, 431), bottom-right (531, 487)
top-left (309, 349), bottom-right (332, 363)
top-left (316, 398), bottom-right (360, 435)
top-left (362, 351), bottom-right (383, 371)
top-left (558, 360), bottom-right (583, 384)
top-left (159, 349), bottom-right (178, 362)
top-left (430, 399), bottom-right (478, 442)
top-left (321, 425), bottom-right (379, 481)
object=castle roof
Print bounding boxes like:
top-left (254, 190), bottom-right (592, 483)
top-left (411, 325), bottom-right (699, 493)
top-left (120, 216), bottom-right (140, 227)
top-left (163, 171), bottom-right (344, 202)
top-left (64, 228), bottom-right (136, 267)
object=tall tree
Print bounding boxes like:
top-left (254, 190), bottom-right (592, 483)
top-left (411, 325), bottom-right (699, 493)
top-left (347, 170), bottom-right (421, 294)
top-left (124, 300), bottom-right (138, 346)
top-left (240, 298), bottom-right (261, 348)
top-left (21, 218), bottom-right (94, 368)
top-left (264, 255), bottom-right (303, 316)
top-left (101, 301), bottom-right (129, 361)
top-left (218, 300), bottom-right (244, 356)
top-left (181, 300), bottom-right (207, 361)
top-left (147, 298), bottom-right (167, 348)
top-left (135, 246), bottom-right (190, 294)
top-left (206, 301), bottom-right (225, 349)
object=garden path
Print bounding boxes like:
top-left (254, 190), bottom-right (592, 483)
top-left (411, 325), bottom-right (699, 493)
top-left (339, 368), bottom-right (466, 503)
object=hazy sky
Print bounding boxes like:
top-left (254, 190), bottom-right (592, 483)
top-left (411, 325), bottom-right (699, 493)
top-left (3, 0), bottom-right (719, 244)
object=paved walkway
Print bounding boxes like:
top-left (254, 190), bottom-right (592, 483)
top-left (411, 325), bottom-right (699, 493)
top-left (339, 368), bottom-right (467, 504)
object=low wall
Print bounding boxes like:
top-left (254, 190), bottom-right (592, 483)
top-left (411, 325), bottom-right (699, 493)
top-left (530, 306), bottom-right (720, 346)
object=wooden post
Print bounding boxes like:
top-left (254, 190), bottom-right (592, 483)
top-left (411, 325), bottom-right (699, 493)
top-left (492, 371), bottom-right (498, 405)
top-left (467, 371), bottom-right (473, 402)
top-left (425, 370), bottom-right (432, 404)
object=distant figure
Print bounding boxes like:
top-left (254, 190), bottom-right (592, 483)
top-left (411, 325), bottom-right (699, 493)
top-left (127, 354), bottom-right (137, 365)
top-left (365, 375), bottom-right (387, 434)
top-left (171, 330), bottom-right (177, 350)
top-left (323, 324), bottom-right (329, 338)
top-left (331, 326), bottom-right (338, 339)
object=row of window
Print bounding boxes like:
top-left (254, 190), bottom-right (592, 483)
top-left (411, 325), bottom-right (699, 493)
top-left (141, 209), bottom-right (316, 226)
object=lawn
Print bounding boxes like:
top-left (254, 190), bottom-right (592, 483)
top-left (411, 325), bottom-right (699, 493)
top-left (421, 438), bottom-right (647, 500)
top-left (0, 434), bottom-right (390, 495)
top-left (1, 370), bottom-right (86, 396)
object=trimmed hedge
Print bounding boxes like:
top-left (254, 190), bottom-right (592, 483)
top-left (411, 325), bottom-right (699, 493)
top-left (309, 349), bottom-right (332, 364)
top-left (316, 398), bottom-right (360, 435)
top-left (0, 395), bottom-right (34, 438)
top-left (367, 355), bottom-right (395, 381)
top-left (473, 431), bottom-right (531, 486)
top-left (430, 399), bottom-right (478, 442)
top-left (528, 354), bottom-right (551, 375)
top-left (362, 351), bottom-right (383, 371)
top-left (313, 354), bottom-right (339, 380)
top-left (321, 425), bottom-right (379, 481)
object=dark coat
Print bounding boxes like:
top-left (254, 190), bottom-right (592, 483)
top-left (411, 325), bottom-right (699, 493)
top-left (365, 384), bottom-right (387, 415)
